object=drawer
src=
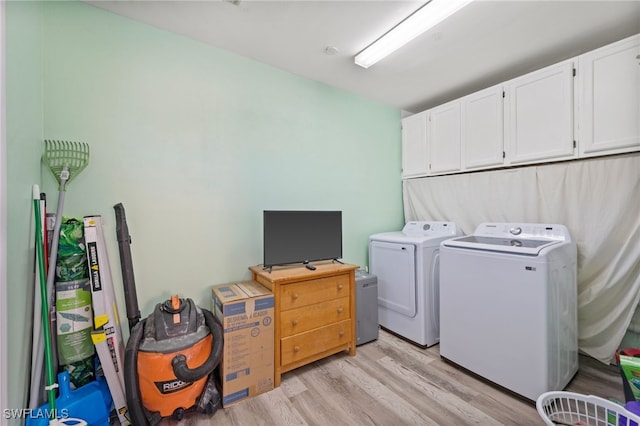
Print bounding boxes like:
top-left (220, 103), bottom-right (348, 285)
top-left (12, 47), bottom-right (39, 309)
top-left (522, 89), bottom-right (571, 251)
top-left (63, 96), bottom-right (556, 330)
top-left (280, 275), bottom-right (350, 311)
top-left (281, 319), bottom-right (352, 366)
top-left (280, 297), bottom-right (350, 337)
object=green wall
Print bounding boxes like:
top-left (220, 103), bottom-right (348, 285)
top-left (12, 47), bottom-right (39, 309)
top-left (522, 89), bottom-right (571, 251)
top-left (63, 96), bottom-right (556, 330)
top-left (6, 1), bottom-right (44, 420)
top-left (6, 1), bottom-right (403, 416)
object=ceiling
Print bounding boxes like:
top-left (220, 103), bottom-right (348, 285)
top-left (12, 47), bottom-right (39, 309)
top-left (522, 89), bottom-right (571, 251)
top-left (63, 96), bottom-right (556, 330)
top-left (86, 0), bottom-right (640, 114)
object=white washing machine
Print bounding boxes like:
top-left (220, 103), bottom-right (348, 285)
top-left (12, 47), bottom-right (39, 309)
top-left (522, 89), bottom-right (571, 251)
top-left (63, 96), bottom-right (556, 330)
top-left (369, 221), bottom-right (462, 347)
top-left (440, 222), bottom-right (578, 401)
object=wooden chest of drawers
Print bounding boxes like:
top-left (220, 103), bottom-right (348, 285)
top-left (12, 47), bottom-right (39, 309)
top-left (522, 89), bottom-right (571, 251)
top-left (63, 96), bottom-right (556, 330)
top-left (250, 262), bottom-right (358, 386)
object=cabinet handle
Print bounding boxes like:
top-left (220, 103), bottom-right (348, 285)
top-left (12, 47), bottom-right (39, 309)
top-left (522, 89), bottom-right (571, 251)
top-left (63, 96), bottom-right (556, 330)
top-left (292, 293), bottom-right (299, 300)
top-left (292, 319), bottom-right (299, 326)
top-left (338, 330), bottom-right (344, 338)
top-left (337, 284), bottom-right (343, 291)
top-left (293, 345), bottom-right (300, 352)
top-left (337, 307), bottom-right (344, 314)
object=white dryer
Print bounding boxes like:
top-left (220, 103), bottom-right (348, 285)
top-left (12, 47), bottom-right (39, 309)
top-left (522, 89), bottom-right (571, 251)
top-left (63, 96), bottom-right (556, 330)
top-left (440, 222), bottom-right (578, 401)
top-left (369, 221), bottom-right (462, 347)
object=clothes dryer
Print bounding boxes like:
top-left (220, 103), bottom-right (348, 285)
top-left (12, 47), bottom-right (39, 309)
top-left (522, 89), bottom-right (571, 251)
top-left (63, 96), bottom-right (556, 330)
top-left (369, 221), bottom-right (462, 347)
top-left (440, 222), bottom-right (578, 401)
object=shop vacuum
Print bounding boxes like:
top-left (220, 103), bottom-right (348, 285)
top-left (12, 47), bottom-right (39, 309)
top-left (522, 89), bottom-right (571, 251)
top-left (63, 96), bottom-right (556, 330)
top-left (115, 203), bottom-right (223, 425)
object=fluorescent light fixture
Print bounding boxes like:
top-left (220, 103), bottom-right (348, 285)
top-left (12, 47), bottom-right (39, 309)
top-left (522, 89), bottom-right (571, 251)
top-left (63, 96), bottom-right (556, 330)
top-left (355, 0), bottom-right (474, 69)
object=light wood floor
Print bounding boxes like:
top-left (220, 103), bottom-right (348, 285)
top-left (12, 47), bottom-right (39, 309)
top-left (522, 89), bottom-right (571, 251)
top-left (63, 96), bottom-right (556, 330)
top-left (160, 329), bottom-right (624, 426)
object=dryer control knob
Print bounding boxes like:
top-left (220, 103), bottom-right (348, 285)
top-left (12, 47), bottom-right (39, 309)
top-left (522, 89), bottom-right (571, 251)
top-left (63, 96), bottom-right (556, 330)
top-left (510, 227), bottom-right (522, 235)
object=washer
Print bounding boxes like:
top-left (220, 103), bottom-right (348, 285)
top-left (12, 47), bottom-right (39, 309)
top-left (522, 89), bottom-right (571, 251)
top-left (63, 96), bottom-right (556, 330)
top-left (369, 221), bottom-right (462, 347)
top-left (440, 222), bottom-right (578, 401)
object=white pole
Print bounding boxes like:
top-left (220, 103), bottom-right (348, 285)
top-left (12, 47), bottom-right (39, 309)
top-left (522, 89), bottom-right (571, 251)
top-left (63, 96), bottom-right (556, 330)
top-left (0, 0), bottom-right (9, 417)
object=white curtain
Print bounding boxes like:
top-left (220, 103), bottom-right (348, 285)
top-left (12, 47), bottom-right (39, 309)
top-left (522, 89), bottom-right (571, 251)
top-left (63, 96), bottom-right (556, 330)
top-left (403, 153), bottom-right (640, 364)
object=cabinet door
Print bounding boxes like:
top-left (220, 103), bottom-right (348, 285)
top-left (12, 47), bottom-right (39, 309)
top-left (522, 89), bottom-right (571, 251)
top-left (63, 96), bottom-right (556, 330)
top-left (507, 60), bottom-right (575, 165)
top-left (401, 112), bottom-right (428, 178)
top-left (462, 84), bottom-right (505, 170)
top-left (429, 100), bottom-right (461, 174)
top-left (578, 34), bottom-right (640, 157)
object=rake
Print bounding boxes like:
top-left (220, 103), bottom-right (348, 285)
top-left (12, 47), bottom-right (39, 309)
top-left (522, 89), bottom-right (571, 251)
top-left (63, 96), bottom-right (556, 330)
top-left (43, 140), bottom-right (89, 299)
top-left (36, 140), bottom-right (89, 423)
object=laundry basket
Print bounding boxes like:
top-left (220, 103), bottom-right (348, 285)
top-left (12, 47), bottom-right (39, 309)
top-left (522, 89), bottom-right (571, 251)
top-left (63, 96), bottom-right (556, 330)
top-left (537, 391), bottom-right (640, 426)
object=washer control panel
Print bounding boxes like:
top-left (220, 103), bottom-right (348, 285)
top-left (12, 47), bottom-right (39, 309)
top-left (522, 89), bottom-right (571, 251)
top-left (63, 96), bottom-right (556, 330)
top-left (475, 223), bottom-right (571, 241)
top-left (402, 221), bottom-right (459, 236)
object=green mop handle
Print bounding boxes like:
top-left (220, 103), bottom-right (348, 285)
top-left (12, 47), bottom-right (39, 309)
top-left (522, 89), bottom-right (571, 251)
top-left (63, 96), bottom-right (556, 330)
top-left (33, 185), bottom-right (57, 417)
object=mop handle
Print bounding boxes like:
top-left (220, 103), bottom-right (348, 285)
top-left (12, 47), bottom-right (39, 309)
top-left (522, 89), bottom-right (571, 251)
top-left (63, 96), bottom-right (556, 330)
top-left (33, 185), bottom-right (58, 417)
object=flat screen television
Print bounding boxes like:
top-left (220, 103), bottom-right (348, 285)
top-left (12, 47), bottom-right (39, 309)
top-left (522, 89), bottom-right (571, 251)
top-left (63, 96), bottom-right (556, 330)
top-left (263, 210), bottom-right (342, 269)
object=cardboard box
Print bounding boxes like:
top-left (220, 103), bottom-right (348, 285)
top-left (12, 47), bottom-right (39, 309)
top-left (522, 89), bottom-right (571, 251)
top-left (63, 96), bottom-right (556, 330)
top-left (211, 280), bottom-right (274, 406)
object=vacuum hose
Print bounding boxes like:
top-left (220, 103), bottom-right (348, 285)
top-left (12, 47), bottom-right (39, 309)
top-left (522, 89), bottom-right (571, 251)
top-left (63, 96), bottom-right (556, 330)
top-left (172, 309), bottom-right (224, 383)
top-left (124, 321), bottom-right (149, 426)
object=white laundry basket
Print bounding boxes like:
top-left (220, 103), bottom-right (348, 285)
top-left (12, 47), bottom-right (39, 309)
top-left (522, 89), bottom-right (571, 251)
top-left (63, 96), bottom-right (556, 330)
top-left (537, 391), bottom-right (640, 426)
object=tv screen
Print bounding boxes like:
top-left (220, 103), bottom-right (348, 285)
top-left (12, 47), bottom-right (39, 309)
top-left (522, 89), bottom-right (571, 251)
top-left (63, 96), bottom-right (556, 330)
top-left (263, 210), bottom-right (342, 268)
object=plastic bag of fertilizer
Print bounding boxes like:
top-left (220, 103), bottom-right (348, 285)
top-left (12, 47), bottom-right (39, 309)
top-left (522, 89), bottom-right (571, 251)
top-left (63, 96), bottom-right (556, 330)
top-left (56, 278), bottom-right (94, 365)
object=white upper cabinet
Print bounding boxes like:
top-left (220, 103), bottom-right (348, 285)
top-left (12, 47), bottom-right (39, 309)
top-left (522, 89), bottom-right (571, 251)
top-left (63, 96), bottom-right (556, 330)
top-left (400, 34), bottom-right (639, 179)
top-left (506, 60), bottom-right (576, 165)
top-left (577, 34), bottom-right (640, 157)
top-left (461, 84), bottom-right (505, 170)
top-left (401, 111), bottom-right (429, 178)
top-left (429, 100), bottom-right (462, 174)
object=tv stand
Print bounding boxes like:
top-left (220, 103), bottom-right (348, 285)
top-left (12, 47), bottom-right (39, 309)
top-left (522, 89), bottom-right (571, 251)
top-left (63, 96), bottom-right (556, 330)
top-left (250, 262), bottom-right (359, 387)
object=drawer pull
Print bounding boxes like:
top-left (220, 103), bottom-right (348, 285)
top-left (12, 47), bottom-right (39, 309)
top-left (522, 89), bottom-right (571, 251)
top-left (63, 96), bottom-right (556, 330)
top-left (337, 284), bottom-right (343, 290)
top-left (338, 330), bottom-right (345, 338)
top-left (292, 319), bottom-right (299, 326)
top-left (292, 293), bottom-right (299, 300)
top-left (337, 307), bottom-right (344, 314)
top-left (293, 345), bottom-right (300, 352)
